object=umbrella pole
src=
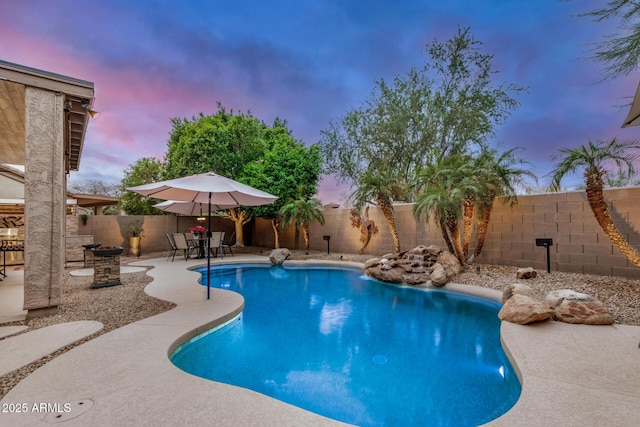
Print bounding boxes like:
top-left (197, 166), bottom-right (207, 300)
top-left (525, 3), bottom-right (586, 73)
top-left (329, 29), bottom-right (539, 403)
top-left (207, 192), bottom-right (212, 299)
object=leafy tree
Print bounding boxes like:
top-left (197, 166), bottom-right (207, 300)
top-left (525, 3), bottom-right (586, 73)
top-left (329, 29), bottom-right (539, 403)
top-left (164, 104), bottom-right (269, 246)
top-left (424, 27), bottom-right (525, 159)
top-left (279, 187), bottom-right (325, 255)
top-left (68, 179), bottom-right (119, 197)
top-left (243, 121), bottom-right (322, 248)
top-left (549, 138), bottom-right (640, 267)
top-left (321, 27), bottom-right (524, 253)
top-left (69, 179), bottom-right (121, 215)
top-left (579, 0), bottom-right (640, 79)
top-left (119, 157), bottom-right (166, 215)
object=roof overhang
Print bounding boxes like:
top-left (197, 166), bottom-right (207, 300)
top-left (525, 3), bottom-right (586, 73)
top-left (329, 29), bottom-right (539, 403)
top-left (0, 60), bottom-right (95, 171)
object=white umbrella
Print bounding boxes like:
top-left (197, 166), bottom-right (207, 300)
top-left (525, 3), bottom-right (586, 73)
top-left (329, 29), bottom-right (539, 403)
top-left (128, 172), bottom-right (277, 299)
top-left (622, 81), bottom-right (640, 127)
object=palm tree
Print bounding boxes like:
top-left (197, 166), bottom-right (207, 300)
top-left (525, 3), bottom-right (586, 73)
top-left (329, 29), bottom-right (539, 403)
top-left (351, 168), bottom-right (406, 253)
top-left (414, 154), bottom-right (483, 264)
top-left (279, 189), bottom-right (326, 255)
top-left (472, 147), bottom-right (536, 260)
top-left (549, 138), bottom-right (640, 267)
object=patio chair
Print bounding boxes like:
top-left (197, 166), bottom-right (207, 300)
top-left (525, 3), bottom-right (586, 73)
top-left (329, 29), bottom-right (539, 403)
top-left (208, 231), bottom-right (223, 258)
top-left (165, 233), bottom-right (178, 261)
top-left (221, 231), bottom-right (235, 257)
top-left (172, 233), bottom-right (195, 261)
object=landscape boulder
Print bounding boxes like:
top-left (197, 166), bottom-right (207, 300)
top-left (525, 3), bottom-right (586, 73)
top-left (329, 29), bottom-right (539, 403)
top-left (498, 294), bottom-right (554, 325)
top-left (430, 263), bottom-right (447, 287)
top-left (516, 267), bottom-right (537, 279)
top-left (502, 283), bottom-right (538, 304)
top-left (365, 245), bottom-right (464, 287)
top-left (544, 290), bottom-right (613, 325)
top-left (269, 248), bottom-right (291, 265)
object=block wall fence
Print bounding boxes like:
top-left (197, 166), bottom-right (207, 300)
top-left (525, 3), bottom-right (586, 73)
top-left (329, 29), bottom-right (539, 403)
top-left (82, 187), bottom-right (640, 279)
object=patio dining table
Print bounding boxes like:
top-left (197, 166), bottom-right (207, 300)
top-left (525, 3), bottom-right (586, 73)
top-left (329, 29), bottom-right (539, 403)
top-left (188, 234), bottom-right (206, 259)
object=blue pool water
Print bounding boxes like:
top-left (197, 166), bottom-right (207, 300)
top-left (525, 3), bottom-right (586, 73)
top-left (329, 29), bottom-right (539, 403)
top-left (171, 264), bottom-right (520, 426)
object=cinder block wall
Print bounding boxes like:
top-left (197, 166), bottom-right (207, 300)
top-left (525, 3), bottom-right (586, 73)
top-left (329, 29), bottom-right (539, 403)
top-left (85, 215), bottom-right (235, 256)
top-left (87, 187), bottom-right (640, 278)
top-left (297, 188), bottom-right (639, 279)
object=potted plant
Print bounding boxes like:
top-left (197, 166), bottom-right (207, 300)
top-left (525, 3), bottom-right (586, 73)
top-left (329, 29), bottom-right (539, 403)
top-left (80, 213), bottom-right (89, 225)
top-left (127, 220), bottom-right (144, 257)
top-left (189, 225), bottom-right (205, 239)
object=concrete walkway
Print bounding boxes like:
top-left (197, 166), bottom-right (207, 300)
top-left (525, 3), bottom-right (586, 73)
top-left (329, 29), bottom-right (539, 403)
top-left (1, 256), bottom-right (639, 426)
top-left (0, 321), bottom-right (103, 376)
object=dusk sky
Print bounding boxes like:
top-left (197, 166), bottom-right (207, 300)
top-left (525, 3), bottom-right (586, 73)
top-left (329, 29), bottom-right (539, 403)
top-left (1, 0), bottom-right (639, 204)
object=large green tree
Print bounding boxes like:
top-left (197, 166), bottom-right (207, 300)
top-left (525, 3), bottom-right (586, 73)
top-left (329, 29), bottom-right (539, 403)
top-left (321, 27), bottom-right (525, 253)
top-left (243, 121), bottom-right (322, 248)
top-left (164, 104), bottom-right (269, 246)
top-left (119, 157), bottom-right (166, 215)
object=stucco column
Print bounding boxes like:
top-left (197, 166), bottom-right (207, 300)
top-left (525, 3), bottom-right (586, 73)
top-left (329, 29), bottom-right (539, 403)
top-left (23, 87), bottom-right (65, 317)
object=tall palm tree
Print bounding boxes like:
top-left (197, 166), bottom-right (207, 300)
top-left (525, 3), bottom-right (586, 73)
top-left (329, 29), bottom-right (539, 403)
top-left (472, 147), bottom-right (536, 260)
top-left (351, 168), bottom-right (406, 253)
top-left (279, 189), bottom-right (325, 255)
top-left (549, 138), bottom-right (640, 267)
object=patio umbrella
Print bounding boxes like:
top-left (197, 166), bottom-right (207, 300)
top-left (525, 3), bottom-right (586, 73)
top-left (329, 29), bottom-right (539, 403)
top-left (128, 172), bottom-right (277, 299)
top-left (622, 81), bottom-right (640, 127)
top-left (153, 200), bottom-right (237, 215)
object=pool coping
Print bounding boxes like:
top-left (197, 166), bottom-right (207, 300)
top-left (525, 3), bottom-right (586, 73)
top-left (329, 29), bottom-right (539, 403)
top-left (1, 255), bottom-right (639, 426)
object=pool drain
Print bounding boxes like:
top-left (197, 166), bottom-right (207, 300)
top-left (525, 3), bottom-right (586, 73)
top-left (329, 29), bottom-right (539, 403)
top-left (372, 354), bottom-right (387, 364)
top-left (44, 399), bottom-right (94, 423)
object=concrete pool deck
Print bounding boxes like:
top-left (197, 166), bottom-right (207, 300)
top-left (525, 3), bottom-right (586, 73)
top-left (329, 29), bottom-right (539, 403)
top-left (1, 255), bottom-right (639, 426)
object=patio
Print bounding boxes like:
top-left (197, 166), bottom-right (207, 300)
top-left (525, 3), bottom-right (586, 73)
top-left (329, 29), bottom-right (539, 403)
top-left (0, 255), bottom-right (639, 426)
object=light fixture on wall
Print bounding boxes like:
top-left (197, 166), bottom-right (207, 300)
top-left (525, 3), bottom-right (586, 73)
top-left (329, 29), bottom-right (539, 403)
top-left (196, 216), bottom-right (206, 222)
top-left (80, 99), bottom-right (99, 119)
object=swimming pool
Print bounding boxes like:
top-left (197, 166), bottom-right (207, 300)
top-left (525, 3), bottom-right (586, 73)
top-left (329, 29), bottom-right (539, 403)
top-left (171, 264), bottom-right (520, 426)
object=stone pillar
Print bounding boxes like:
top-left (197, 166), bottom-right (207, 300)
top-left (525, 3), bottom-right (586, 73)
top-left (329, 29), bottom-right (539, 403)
top-left (23, 87), bottom-right (65, 317)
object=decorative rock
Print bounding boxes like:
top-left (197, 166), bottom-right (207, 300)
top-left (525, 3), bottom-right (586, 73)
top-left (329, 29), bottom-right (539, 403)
top-left (364, 245), bottom-right (460, 287)
top-left (364, 258), bottom-right (380, 269)
top-left (544, 290), bottom-right (613, 325)
top-left (404, 273), bottom-right (429, 286)
top-left (269, 248), bottom-right (291, 265)
top-left (498, 294), bottom-right (554, 324)
top-left (430, 263), bottom-right (447, 287)
top-left (516, 267), bottom-right (537, 279)
top-left (367, 266), bottom-right (404, 283)
top-left (437, 251), bottom-right (462, 277)
top-left (502, 283), bottom-right (538, 304)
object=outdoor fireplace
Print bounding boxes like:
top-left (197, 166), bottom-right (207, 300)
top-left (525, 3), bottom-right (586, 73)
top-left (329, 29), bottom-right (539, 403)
top-left (90, 247), bottom-right (124, 289)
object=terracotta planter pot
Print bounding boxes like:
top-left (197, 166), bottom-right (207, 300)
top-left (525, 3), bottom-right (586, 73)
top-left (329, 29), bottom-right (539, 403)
top-left (128, 236), bottom-right (141, 257)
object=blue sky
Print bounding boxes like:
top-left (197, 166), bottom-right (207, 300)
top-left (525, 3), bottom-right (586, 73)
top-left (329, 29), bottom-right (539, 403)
top-left (1, 0), bottom-right (638, 203)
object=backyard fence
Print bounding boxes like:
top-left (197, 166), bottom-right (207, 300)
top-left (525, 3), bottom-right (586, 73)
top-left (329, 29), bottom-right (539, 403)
top-left (79, 187), bottom-right (640, 279)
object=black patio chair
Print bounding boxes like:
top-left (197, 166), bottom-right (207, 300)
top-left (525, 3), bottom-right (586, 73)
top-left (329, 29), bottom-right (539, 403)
top-left (221, 231), bottom-right (235, 257)
top-left (165, 233), bottom-right (178, 261)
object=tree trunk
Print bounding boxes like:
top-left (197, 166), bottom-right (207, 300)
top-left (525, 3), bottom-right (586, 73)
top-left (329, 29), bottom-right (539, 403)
top-left (462, 198), bottom-right (475, 258)
top-left (446, 216), bottom-right (466, 264)
top-left (585, 169), bottom-right (640, 267)
top-left (474, 194), bottom-right (496, 259)
top-left (302, 225), bottom-right (310, 255)
top-left (377, 196), bottom-right (401, 253)
top-left (271, 218), bottom-right (281, 249)
top-left (227, 208), bottom-right (252, 247)
top-left (440, 219), bottom-right (455, 254)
